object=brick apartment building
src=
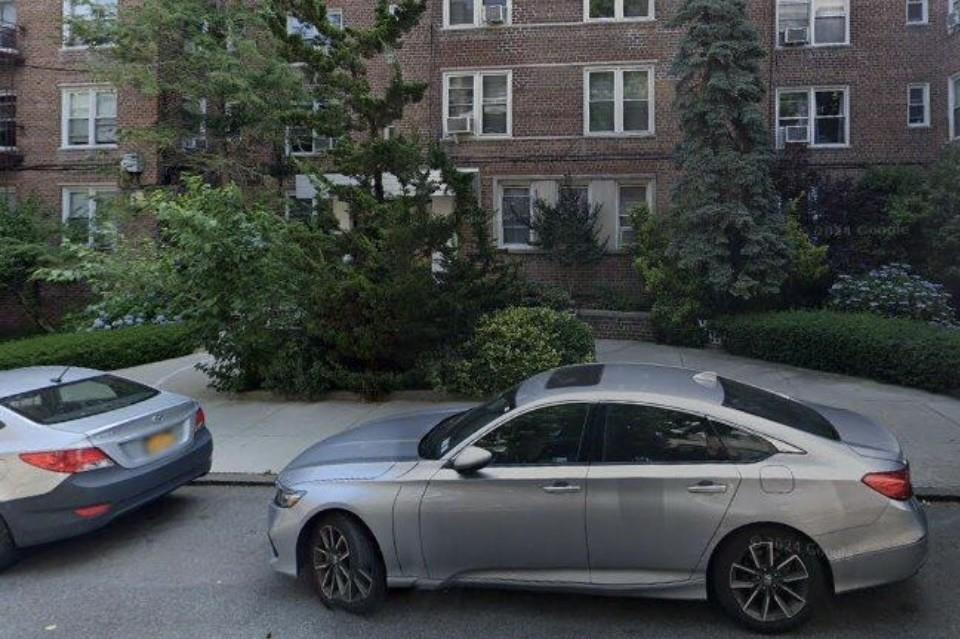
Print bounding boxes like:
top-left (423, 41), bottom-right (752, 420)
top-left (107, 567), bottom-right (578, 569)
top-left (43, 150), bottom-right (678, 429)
top-left (0, 0), bottom-right (959, 331)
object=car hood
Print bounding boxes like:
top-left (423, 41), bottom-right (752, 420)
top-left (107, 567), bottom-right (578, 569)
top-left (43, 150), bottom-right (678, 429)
top-left (281, 407), bottom-right (467, 475)
top-left (802, 401), bottom-right (904, 462)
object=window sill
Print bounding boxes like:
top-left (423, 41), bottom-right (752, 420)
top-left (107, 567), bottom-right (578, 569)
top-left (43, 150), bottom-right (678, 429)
top-left (583, 17), bottom-right (656, 24)
top-left (443, 134), bottom-right (513, 141)
top-left (59, 144), bottom-right (119, 151)
top-left (776, 42), bottom-right (851, 50)
top-left (584, 131), bottom-right (655, 138)
top-left (908, 124), bottom-right (932, 129)
top-left (807, 143), bottom-right (851, 150)
top-left (60, 43), bottom-right (117, 53)
top-left (498, 245), bottom-right (541, 254)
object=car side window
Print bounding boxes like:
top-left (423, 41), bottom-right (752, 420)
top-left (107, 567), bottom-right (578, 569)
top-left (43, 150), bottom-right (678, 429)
top-left (601, 404), bottom-right (726, 463)
top-left (712, 421), bottom-right (778, 463)
top-left (474, 404), bottom-right (590, 466)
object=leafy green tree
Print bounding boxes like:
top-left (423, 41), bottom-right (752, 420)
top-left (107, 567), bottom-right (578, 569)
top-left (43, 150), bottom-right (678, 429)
top-left (668, 0), bottom-right (788, 310)
top-left (0, 198), bottom-right (60, 333)
top-left (528, 180), bottom-right (607, 296)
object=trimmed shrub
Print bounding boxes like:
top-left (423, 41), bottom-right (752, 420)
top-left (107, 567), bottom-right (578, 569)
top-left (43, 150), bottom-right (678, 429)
top-left (0, 324), bottom-right (198, 372)
top-left (829, 264), bottom-right (957, 327)
top-left (436, 307), bottom-right (595, 397)
top-left (715, 311), bottom-right (960, 395)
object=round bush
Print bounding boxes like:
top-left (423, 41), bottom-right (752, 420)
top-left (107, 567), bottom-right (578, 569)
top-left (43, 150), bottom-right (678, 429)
top-left (829, 264), bottom-right (957, 327)
top-left (441, 307), bottom-right (595, 397)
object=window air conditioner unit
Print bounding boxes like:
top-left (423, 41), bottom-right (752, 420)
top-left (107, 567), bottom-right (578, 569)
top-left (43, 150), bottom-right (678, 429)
top-left (783, 27), bottom-right (809, 45)
top-left (446, 116), bottom-right (474, 135)
top-left (485, 5), bottom-right (506, 25)
top-left (783, 126), bottom-right (810, 144)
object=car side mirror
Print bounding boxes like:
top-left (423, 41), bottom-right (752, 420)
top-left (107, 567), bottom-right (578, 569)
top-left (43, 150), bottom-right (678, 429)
top-left (450, 446), bottom-right (493, 474)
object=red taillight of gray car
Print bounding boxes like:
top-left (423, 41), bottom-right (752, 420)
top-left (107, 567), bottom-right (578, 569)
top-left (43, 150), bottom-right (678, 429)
top-left (19, 448), bottom-right (115, 474)
top-left (862, 467), bottom-right (913, 501)
top-left (194, 406), bottom-right (206, 432)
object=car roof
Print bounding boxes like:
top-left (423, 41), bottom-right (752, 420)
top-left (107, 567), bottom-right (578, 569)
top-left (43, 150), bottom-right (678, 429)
top-left (514, 363), bottom-right (724, 407)
top-left (0, 366), bottom-right (105, 398)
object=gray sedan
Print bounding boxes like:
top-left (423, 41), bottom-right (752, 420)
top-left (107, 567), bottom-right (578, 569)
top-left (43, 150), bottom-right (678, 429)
top-left (268, 363), bottom-right (927, 633)
top-left (0, 366), bottom-right (213, 568)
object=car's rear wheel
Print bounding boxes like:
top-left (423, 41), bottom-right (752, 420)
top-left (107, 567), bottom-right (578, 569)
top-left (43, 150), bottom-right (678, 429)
top-left (712, 526), bottom-right (827, 634)
top-left (307, 513), bottom-right (386, 614)
top-left (0, 516), bottom-right (17, 572)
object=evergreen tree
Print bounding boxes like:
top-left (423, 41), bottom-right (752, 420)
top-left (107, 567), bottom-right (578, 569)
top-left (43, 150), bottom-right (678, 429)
top-left (668, 0), bottom-right (788, 310)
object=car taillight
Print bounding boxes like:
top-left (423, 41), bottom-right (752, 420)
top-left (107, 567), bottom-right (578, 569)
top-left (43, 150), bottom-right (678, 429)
top-left (862, 468), bottom-right (913, 501)
top-left (194, 406), bottom-right (206, 432)
top-left (20, 448), bottom-right (114, 474)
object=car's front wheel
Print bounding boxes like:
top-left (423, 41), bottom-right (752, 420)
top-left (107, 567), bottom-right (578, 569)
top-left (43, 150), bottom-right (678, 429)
top-left (712, 526), bottom-right (827, 633)
top-left (307, 513), bottom-right (386, 614)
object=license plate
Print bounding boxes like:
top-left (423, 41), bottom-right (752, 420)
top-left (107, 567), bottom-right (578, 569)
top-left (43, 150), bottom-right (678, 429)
top-left (146, 430), bottom-right (177, 455)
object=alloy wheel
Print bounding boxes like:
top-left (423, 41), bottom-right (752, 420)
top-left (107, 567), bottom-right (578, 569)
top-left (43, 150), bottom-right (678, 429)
top-left (728, 539), bottom-right (811, 623)
top-left (313, 525), bottom-right (374, 603)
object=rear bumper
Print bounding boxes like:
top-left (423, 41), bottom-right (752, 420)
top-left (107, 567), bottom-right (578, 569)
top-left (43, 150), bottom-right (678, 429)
top-left (1, 429), bottom-right (213, 548)
top-left (831, 535), bottom-right (928, 594)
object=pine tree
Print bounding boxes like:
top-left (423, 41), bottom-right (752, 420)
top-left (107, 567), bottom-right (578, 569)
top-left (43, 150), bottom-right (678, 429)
top-left (668, 0), bottom-right (788, 310)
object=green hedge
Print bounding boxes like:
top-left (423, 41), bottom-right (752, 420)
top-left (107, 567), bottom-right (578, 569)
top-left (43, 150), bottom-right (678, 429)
top-left (715, 311), bottom-right (960, 395)
top-left (0, 324), bottom-right (199, 372)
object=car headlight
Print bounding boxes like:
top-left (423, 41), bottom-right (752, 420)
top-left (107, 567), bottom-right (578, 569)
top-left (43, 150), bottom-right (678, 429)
top-left (273, 484), bottom-right (306, 509)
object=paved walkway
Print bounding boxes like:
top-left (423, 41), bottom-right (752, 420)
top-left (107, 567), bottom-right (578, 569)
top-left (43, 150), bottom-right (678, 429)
top-left (116, 341), bottom-right (960, 495)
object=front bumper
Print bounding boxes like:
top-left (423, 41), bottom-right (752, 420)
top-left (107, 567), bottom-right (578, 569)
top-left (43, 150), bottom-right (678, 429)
top-left (1, 429), bottom-right (213, 548)
top-left (267, 498), bottom-right (304, 578)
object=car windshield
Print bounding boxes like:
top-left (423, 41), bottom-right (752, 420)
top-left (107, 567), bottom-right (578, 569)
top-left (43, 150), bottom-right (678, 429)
top-left (418, 386), bottom-right (518, 459)
top-left (719, 377), bottom-right (840, 441)
top-left (0, 375), bottom-right (160, 425)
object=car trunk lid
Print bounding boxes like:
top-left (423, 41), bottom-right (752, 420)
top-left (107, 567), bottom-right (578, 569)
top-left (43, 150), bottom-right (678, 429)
top-left (802, 401), bottom-right (904, 462)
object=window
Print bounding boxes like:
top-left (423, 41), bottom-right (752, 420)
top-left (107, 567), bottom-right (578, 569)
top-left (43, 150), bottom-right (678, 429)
top-left (419, 386), bottom-right (519, 459)
top-left (719, 377), bottom-right (840, 441)
top-left (443, 71), bottom-right (512, 137)
top-left (0, 93), bottom-right (14, 148)
top-left (63, 0), bottom-right (117, 48)
top-left (908, 84), bottom-right (930, 127)
top-left (711, 422), bottom-right (778, 463)
top-left (285, 193), bottom-right (332, 223)
top-left (777, 0), bottom-right (849, 46)
top-left (445, 0), bottom-right (509, 28)
top-left (952, 75), bottom-right (960, 141)
top-left (62, 186), bottom-right (118, 246)
top-left (618, 184), bottom-right (648, 248)
top-left (475, 404), bottom-right (590, 465)
top-left (585, 67), bottom-right (653, 136)
top-left (601, 404), bottom-right (726, 464)
top-left (500, 185), bottom-right (532, 246)
top-left (906, 0), bottom-right (929, 23)
top-left (286, 102), bottom-right (335, 156)
top-left (0, 2), bottom-right (16, 50)
top-left (585, 0), bottom-right (653, 21)
top-left (61, 87), bottom-right (117, 148)
top-left (1, 375), bottom-right (158, 426)
top-left (776, 87), bottom-right (849, 147)
top-left (558, 184), bottom-right (589, 214)
top-left (287, 8), bottom-right (342, 46)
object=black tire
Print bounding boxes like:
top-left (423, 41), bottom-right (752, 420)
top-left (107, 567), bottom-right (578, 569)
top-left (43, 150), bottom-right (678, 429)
top-left (0, 516), bottom-right (18, 573)
top-left (711, 526), bottom-right (828, 634)
top-left (306, 513), bottom-right (386, 614)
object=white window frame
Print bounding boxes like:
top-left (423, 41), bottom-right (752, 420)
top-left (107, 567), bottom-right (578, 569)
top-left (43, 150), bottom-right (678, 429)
top-left (61, 185), bottom-right (119, 247)
top-left (583, 66), bottom-right (655, 137)
top-left (775, 86), bottom-right (850, 149)
top-left (615, 181), bottom-right (654, 250)
top-left (60, 85), bottom-right (118, 150)
top-left (906, 0), bottom-right (929, 24)
top-left (62, 0), bottom-right (118, 49)
top-left (443, 1), bottom-right (512, 29)
top-left (442, 70), bottom-right (513, 138)
top-left (287, 8), bottom-right (343, 44)
top-left (950, 73), bottom-right (960, 141)
top-left (0, 90), bottom-right (15, 150)
top-left (497, 182), bottom-right (534, 249)
top-left (583, 0), bottom-right (655, 23)
top-left (951, 0), bottom-right (960, 33)
top-left (776, 0), bottom-right (850, 48)
top-left (907, 83), bottom-right (931, 128)
top-left (285, 101), bottom-right (335, 157)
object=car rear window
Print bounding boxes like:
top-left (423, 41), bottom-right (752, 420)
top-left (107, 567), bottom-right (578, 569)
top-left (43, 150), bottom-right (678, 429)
top-left (719, 378), bottom-right (840, 441)
top-left (0, 375), bottom-right (159, 425)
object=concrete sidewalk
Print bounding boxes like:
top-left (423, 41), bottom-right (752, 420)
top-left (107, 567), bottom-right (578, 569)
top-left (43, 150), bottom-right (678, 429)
top-left (116, 341), bottom-right (960, 495)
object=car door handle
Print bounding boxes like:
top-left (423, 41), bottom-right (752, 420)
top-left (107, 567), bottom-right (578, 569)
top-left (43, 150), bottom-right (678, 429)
top-left (687, 481), bottom-right (728, 494)
top-left (541, 481), bottom-right (582, 494)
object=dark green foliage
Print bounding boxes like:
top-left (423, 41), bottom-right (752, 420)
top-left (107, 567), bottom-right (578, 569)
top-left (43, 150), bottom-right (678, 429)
top-left (668, 0), bottom-right (788, 309)
top-left (435, 307), bottom-right (596, 397)
top-left (0, 325), bottom-right (198, 372)
top-left (530, 182), bottom-right (608, 268)
top-left (0, 198), bottom-right (60, 334)
top-left (716, 311), bottom-right (960, 395)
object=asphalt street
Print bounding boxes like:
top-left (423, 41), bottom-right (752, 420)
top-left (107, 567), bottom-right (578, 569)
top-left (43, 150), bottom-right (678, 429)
top-left (1, 486), bottom-right (957, 639)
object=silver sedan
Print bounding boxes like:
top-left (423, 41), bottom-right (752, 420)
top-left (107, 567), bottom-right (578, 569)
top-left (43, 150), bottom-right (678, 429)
top-left (268, 363), bottom-right (927, 633)
top-left (0, 366), bottom-right (213, 569)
